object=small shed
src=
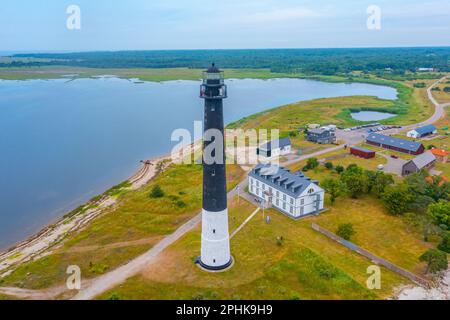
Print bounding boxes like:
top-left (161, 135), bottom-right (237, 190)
top-left (350, 146), bottom-right (376, 159)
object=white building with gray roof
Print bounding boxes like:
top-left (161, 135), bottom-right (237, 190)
top-left (248, 164), bottom-right (325, 219)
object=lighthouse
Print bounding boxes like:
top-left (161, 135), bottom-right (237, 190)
top-left (198, 64), bottom-right (232, 271)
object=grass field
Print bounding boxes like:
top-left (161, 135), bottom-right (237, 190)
top-left (97, 193), bottom-right (433, 300)
top-left (0, 164), bottom-right (245, 290)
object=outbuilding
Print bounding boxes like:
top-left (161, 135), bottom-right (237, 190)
top-left (257, 137), bottom-right (292, 158)
top-left (350, 146), bottom-right (376, 159)
top-left (366, 133), bottom-right (425, 155)
top-left (406, 125), bottom-right (438, 139)
top-left (402, 152), bottom-right (437, 176)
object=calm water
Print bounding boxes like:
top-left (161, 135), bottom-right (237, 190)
top-left (351, 111), bottom-right (397, 121)
top-left (0, 77), bottom-right (397, 249)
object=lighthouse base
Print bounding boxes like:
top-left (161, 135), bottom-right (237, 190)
top-left (199, 208), bottom-right (232, 270)
top-left (196, 256), bottom-right (234, 272)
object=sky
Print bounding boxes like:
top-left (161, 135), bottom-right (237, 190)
top-left (0, 0), bottom-right (449, 52)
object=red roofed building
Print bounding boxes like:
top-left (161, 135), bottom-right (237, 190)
top-left (431, 149), bottom-right (449, 163)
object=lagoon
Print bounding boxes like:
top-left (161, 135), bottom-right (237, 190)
top-left (351, 111), bottom-right (397, 121)
top-left (0, 77), bottom-right (397, 249)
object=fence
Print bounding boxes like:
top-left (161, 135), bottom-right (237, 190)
top-left (311, 223), bottom-right (429, 288)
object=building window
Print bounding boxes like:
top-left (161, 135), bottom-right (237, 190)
top-left (256, 181), bottom-right (259, 187)
top-left (290, 207), bottom-right (293, 214)
top-left (262, 184), bottom-right (265, 191)
top-left (290, 198), bottom-right (294, 205)
top-left (276, 199), bottom-right (279, 206)
top-left (283, 194), bottom-right (286, 201)
top-left (308, 188), bottom-right (314, 194)
top-left (301, 199), bottom-right (304, 205)
top-left (276, 191), bottom-right (279, 197)
top-left (283, 203), bottom-right (286, 210)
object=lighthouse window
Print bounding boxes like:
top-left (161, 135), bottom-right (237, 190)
top-left (211, 106), bottom-right (215, 112)
top-left (213, 259), bottom-right (216, 263)
top-left (213, 229), bottom-right (216, 234)
top-left (211, 169), bottom-right (216, 177)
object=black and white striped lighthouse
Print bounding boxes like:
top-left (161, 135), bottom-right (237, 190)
top-left (198, 64), bottom-right (232, 271)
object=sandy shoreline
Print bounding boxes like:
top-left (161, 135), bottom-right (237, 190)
top-left (0, 138), bottom-right (202, 278)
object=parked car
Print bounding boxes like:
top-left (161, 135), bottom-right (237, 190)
top-left (391, 155), bottom-right (399, 159)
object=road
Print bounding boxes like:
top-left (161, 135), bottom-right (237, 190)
top-left (3, 75), bottom-right (449, 300)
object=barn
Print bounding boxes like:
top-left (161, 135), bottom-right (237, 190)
top-left (350, 146), bottom-right (376, 159)
top-left (406, 125), bottom-right (438, 139)
top-left (402, 152), bottom-right (437, 176)
top-left (366, 133), bottom-right (425, 155)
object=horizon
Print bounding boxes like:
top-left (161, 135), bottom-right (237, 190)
top-left (3, 45), bottom-right (450, 57)
top-left (1, 0), bottom-right (449, 52)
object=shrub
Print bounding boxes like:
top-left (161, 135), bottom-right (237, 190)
top-left (306, 158), bottom-right (319, 170)
top-left (108, 293), bottom-right (122, 300)
top-left (335, 165), bottom-right (345, 174)
top-left (150, 185), bottom-right (165, 198)
top-left (325, 162), bottom-right (334, 170)
top-left (428, 200), bottom-right (450, 229)
top-left (175, 200), bottom-right (187, 208)
top-left (438, 233), bottom-right (450, 253)
top-left (419, 249), bottom-right (448, 274)
top-left (336, 223), bottom-right (355, 241)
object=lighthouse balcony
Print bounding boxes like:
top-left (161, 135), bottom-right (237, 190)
top-left (200, 84), bottom-right (227, 99)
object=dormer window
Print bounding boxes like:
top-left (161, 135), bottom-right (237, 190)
top-left (308, 188), bottom-right (314, 194)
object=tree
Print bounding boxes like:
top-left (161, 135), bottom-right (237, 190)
top-left (419, 249), bottom-right (448, 274)
top-left (150, 185), bottom-right (165, 198)
top-left (340, 165), bottom-right (368, 198)
top-left (306, 158), bottom-right (319, 170)
top-left (336, 223), bottom-right (355, 241)
top-left (381, 184), bottom-right (414, 215)
top-left (322, 178), bottom-right (344, 204)
top-left (428, 200), bottom-right (450, 228)
top-left (372, 171), bottom-right (394, 198)
top-left (438, 233), bottom-right (450, 253)
top-left (325, 162), bottom-right (334, 170)
top-left (335, 165), bottom-right (344, 174)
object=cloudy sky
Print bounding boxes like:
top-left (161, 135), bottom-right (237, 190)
top-left (0, 0), bottom-right (449, 52)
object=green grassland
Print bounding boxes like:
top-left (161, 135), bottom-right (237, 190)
top-left (97, 193), bottom-right (432, 300)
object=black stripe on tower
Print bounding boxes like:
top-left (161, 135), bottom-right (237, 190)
top-left (203, 98), bottom-right (227, 212)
